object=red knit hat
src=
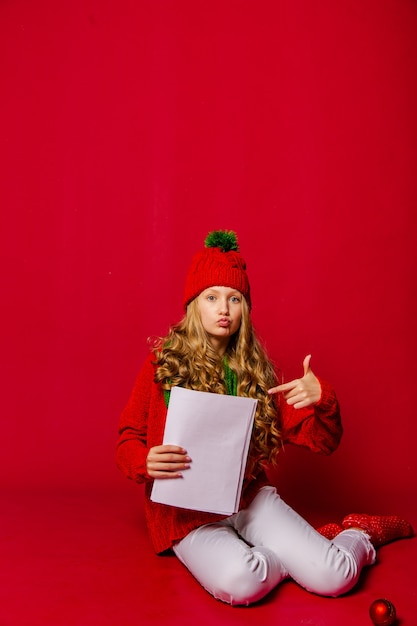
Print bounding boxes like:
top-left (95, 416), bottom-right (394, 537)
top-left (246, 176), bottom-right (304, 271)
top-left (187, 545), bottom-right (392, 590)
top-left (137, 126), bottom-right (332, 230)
top-left (183, 230), bottom-right (251, 308)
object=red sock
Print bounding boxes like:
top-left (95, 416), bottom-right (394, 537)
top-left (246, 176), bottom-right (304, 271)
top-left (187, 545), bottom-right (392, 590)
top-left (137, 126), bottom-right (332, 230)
top-left (342, 513), bottom-right (414, 547)
top-left (316, 523), bottom-right (343, 540)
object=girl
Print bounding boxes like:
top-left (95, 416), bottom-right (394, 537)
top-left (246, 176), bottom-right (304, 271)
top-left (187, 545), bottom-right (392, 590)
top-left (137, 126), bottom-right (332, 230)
top-left (117, 230), bottom-right (412, 606)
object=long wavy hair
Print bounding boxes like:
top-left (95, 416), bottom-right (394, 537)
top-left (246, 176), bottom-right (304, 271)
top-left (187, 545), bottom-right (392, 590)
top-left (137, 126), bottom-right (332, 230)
top-left (152, 296), bottom-right (283, 473)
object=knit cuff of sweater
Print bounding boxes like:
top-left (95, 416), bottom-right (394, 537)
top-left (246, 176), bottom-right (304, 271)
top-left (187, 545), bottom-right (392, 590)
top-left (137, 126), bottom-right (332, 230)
top-left (315, 378), bottom-right (336, 410)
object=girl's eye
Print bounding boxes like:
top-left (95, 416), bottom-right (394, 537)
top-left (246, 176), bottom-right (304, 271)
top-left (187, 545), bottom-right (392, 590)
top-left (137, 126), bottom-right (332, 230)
top-left (230, 296), bottom-right (241, 303)
top-left (207, 295), bottom-right (216, 301)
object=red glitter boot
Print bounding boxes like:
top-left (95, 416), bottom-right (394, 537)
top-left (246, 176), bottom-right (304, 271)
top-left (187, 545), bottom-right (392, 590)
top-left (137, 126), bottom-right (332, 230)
top-left (342, 513), bottom-right (414, 547)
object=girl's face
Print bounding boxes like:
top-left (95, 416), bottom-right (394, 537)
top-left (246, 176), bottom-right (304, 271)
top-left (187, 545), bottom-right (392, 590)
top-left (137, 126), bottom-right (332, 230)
top-left (196, 286), bottom-right (243, 355)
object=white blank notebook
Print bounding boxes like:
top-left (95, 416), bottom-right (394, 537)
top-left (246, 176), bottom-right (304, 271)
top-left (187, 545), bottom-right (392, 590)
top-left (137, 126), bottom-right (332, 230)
top-left (150, 386), bottom-right (257, 516)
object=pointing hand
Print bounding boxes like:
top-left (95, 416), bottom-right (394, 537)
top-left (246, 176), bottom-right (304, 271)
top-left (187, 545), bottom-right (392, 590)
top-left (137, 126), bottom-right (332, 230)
top-left (267, 355), bottom-right (322, 409)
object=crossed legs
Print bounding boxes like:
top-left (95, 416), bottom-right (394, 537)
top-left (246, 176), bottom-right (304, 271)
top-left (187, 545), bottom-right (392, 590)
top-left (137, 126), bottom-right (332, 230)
top-left (173, 486), bottom-right (376, 605)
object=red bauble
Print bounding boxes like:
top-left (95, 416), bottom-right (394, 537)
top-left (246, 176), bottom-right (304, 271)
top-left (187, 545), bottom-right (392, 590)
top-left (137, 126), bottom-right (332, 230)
top-left (369, 598), bottom-right (397, 626)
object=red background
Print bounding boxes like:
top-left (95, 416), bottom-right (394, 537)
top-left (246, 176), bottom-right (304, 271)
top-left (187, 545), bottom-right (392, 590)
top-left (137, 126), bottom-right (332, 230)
top-left (1, 0), bottom-right (416, 521)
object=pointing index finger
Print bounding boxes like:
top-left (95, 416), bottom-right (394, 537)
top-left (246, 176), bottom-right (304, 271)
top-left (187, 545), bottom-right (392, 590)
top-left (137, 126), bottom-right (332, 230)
top-left (268, 380), bottom-right (299, 395)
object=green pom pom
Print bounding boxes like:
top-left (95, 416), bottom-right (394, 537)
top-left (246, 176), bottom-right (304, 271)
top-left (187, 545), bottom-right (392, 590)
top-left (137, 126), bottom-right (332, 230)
top-left (204, 230), bottom-right (239, 252)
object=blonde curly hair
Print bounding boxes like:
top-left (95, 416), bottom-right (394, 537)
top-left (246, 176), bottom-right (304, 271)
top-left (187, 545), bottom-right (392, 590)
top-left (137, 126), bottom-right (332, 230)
top-left (152, 296), bottom-right (283, 473)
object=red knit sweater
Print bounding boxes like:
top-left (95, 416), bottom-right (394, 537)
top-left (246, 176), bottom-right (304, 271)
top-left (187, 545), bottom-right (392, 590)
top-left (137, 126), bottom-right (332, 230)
top-left (116, 353), bottom-right (343, 554)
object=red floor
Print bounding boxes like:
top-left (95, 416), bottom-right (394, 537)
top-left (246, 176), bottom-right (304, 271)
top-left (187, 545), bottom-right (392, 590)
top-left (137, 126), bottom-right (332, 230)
top-left (2, 482), bottom-right (416, 626)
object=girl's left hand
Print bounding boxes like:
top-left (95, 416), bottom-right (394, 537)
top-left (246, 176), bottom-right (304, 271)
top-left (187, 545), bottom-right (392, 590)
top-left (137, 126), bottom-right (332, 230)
top-left (267, 354), bottom-right (322, 409)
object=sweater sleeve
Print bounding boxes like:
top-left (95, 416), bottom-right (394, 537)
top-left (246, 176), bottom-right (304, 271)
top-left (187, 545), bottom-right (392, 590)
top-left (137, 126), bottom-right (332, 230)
top-left (116, 354), bottom-right (156, 483)
top-left (279, 378), bottom-right (343, 455)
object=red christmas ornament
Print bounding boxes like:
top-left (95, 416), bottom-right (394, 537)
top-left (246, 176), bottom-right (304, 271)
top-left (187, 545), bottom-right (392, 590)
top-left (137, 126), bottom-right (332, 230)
top-left (369, 598), bottom-right (397, 625)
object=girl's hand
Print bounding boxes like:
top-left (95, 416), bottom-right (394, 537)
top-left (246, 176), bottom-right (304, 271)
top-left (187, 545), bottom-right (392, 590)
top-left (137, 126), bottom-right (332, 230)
top-left (146, 444), bottom-right (191, 479)
top-left (267, 355), bottom-right (322, 409)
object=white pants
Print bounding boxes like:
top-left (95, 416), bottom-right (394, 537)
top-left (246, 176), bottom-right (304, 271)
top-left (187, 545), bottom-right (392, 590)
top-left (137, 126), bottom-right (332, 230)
top-left (173, 486), bottom-right (376, 606)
